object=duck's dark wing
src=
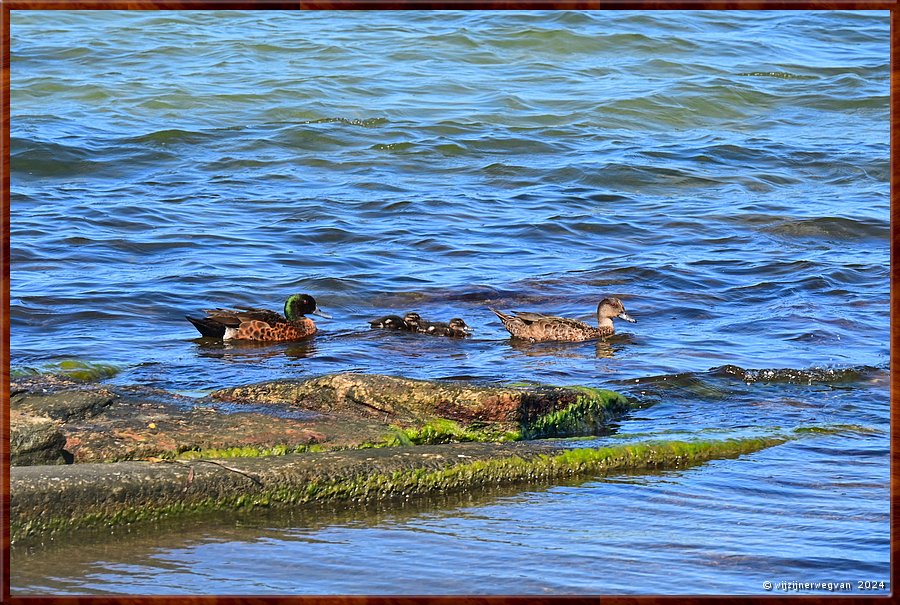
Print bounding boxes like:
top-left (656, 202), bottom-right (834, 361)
top-left (186, 315), bottom-right (227, 338)
top-left (422, 321), bottom-right (450, 335)
top-left (204, 307), bottom-right (286, 326)
top-left (235, 306), bottom-right (288, 325)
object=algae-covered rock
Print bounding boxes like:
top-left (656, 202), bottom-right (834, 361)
top-left (9, 410), bottom-right (69, 466)
top-left (213, 373), bottom-right (634, 440)
top-left (10, 433), bottom-right (798, 543)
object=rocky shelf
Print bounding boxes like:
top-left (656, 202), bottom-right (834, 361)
top-left (10, 372), bottom-right (635, 464)
top-left (8, 372), bottom-right (840, 543)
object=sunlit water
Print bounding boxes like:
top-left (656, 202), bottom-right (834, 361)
top-left (9, 10), bottom-right (890, 595)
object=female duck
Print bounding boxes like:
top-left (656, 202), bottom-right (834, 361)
top-left (187, 293), bottom-right (330, 341)
top-left (490, 297), bottom-right (635, 342)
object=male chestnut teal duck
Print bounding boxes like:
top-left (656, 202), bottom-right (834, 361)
top-left (187, 293), bottom-right (331, 341)
top-left (419, 317), bottom-right (472, 338)
top-left (490, 297), bottom-right (636, 342)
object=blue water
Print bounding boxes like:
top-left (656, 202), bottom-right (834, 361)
top-left (8, 10), bottom-right (890, 595)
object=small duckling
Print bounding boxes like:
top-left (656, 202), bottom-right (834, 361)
top-left (369, 312), bottom-right (423, 331)
top-left (401, 312), bottom-right (423, 331)
top-left (419, 317), bottom-right (472, 338)
top-left (368, 314), bottom-right (405, 329)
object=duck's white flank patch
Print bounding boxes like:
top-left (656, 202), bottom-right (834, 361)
top-left (223, 327), bottom-right (238, 340)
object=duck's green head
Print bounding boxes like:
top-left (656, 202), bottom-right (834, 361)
top-left (285, 294), bottom-right (332, 321)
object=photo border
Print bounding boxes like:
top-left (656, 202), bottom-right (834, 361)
top-left (0, 1), bottom-right (895, 602)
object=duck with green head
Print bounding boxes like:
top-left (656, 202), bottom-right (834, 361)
top-left (187, 293), bottom-right (331, 341)
top-left (490, 297), bottom-right (636, 342)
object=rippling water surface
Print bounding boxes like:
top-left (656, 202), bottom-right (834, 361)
top-left (9, 10), bottom-right (890, 595)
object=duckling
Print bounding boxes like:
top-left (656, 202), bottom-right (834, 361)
top-left (401, 312), bottom-right (423, 331)
top-left (368, 312), bottom-right (423, 331)
top-left (187, 293), bottom-right (331, 341)
top-left (490, 297), bottom-right (635, 342)
top-left (368, 314), bottom-right (406, 329)
top-left (419, 317), bottom-right (472, 338)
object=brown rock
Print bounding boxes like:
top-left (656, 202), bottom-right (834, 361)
top-left (9, 410), bottom-right (69, 466)
top-left (213, 372), bottom-right (633, 438)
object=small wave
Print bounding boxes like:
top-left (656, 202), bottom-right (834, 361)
top-left (307, 117), bottom-right (388, 128)
top-left (616, 364), bottom-right (886, 404)
top-left (737, 71), bottom-right (817, 80)
top-left (620, 371), bottom-right (732, 397)
top-left (710, 364), bottom-right (885, 385)
top-left (762, 217), bottom-right (889, 241)
top-left (128, 128), bottom-right (218, 146)
top-left (10, 137), bottom-right (102, 177)
top-left (11, 135), bottom-right (180, 178)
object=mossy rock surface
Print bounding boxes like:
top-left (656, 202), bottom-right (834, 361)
top-left (213, 373), bottom-right (635, 440)
top-left (11, 434), bottom-right (793, 543)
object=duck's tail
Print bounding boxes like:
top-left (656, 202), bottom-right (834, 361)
top-left (488, 307), bottom-right (513, 322)
top-left (186, 315), bottom-right (226, 338)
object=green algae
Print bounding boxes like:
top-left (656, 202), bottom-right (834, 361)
top-left (11, 433), bottom-right (793, 542)
top-left (793, 424), bottom-right (881, 436)
top-left (258, 436), bottom-right (790, 506)
top-left (175, 443), bottom-right (326, 460)
top-left (159, 423), bottom-right (870, 462)
top-left (379, 419), bottom-right (521, 447)
top-left (524, 387), bottom-right (632, 439)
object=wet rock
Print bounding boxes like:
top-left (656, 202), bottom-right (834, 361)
top-left (9, 376), bottom-right (335, 464)
top-left (9, 410), bottom-right (69, 466)
top-left (213, 373), bottom-right (633, 439)
top-left (10, 434), bottom-right (795, 543)
top-left (10, 377), bottom-right (117, 422)
top-left (9, 373), bottom-right (635, 465)
top-left (59, 399), bottom-right (331, 464)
